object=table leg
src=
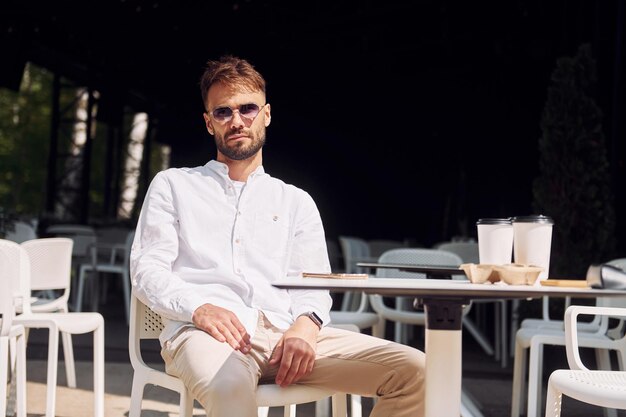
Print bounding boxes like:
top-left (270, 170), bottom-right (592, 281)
top-left (422, 299), bottom-right (465, 417)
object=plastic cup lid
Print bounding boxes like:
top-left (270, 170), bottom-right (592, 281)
top-left (511, 215), bottom-right (554, 224)
top-left (476, 218), bottom-right (512, 225)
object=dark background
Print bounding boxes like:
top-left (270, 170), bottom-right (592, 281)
top-left (1, 0), bottom-right (624, 247)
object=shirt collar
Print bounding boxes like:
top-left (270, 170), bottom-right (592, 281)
top-left (205, 160), bottom-right (266, 182)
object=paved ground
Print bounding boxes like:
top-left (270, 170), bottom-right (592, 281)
top-left (19, 293), bottom-right (620, 417)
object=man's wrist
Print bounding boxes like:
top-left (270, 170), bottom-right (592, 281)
top-left (297, 311), bottom-right (323, 330)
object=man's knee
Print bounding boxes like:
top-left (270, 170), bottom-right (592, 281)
top-left (194, 372), bottom-right (257, 411)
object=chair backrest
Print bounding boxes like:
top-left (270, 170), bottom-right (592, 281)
top-left (338, 236), bottom-right (371, 274)
top-left (123, 230), bottom-right (136, 270)
top-left (326, 239), bottom-right (343, 272)
top-left (435, 241), bottom-right (480, 264)
top-left (0, 239), bottom-right (32, 315)
top-left (367, 239), bottom-right (405, 258)
top-left (21, 238), bottom-right (73, 291)
top-left (375, 248), bottom-right (464, 279)
top-left (602, 258), bottom-right (626, 309)
top-left (0, 250), bottom-right (15, 337)
top-left (5, 221), bottom-right (38, 243)
top-left (46, 224), bottom-right (97, 258)
top-left (129, 292), bottom-right (163, 370)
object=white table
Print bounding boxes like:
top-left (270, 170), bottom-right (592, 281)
top-left (272, 277), bottom-right (626, 417)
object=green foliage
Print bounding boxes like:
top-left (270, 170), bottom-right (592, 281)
top-left (0, 63), bottom-right (52, 216)
top-left (533, 43), bottom-right (616, 278)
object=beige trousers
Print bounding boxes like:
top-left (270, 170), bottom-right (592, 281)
top-left (162, 312), bottom-right (425, 417)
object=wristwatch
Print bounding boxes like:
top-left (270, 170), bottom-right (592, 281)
top-left (298, 311), bottom-right (323, 329)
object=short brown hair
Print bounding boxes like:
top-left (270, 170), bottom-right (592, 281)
top-left (199, 55), bottom-right (266, 109)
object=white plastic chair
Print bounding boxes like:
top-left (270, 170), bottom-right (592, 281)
top-left (0, 250), bottom-right (27, 417)
top-left (545, 304), bottom-right (626, 417)
top-left (511, 259), bottom-right (626, 417)
top-left (45, 224), bottom-right (98, 295)
top-left (20, 237), bottom-right (77, 388)
top-left (5, 220), bottom-right (37, 244)
top-left (0, 238), bottom-right (105, 417)
top-left (129, 293), bottom-right (348, 417)
top-left (76, 230), bottom-right (134, 324)
top-left (369, 248), bottom-right (478, 345)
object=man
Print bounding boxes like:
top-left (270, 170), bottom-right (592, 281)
top-left (130, 55), bottom-right (425, 417)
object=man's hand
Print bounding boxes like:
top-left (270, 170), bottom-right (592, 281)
top-left (269, 316), bottom-right (320, 387)
top-left (192, 303), bottom-right (251, 353)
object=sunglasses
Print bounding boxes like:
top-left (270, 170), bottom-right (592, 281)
top-left (209, 103), bottom-right (266, 123)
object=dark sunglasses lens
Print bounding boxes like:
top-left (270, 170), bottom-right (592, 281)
top-left (212, 107), bottom-right (233, 121)
top-left (240, 103), bottom-right (260, 118)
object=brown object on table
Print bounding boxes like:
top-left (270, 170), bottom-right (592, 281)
top-left (302, 272), bottom-right (369, 280)
top-left (540, 279), bottom-right (589, 288)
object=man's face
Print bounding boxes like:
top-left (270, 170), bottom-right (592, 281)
top-left (203, 83), bottom-right (271, 162)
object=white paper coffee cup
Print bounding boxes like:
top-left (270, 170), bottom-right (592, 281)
top-left (512, 215), bottom-right (554, 284)
top-left (476, 218), bottom-right (514, 265)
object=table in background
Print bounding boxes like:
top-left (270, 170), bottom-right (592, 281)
top-left (273, 277), bottom-right (626, 417)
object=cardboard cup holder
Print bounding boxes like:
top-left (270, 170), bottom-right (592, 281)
top-left (460, 263), bottom-right (544, 285)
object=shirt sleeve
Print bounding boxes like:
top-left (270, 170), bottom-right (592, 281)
top-left (130, 172), bottom-right (212, 323)
top-left (286, 190), bottom-right (333, 327)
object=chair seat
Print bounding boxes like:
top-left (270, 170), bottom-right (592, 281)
top-left (549, 370), bottom-right (626, 409)
top-left (515, 326), bottom-right (610, 347)
top-left (521, 318), bottom-right (600, 332)
top-left (16, 312), bottom-right (104, 334)
top-left (330, 311), bottom-right (380, 330)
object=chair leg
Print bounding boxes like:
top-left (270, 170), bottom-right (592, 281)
top-left (351, 394), bottom-right (363, 417)
top-left (123, 271), bottom-right (131, 325)
top-left (15, 332), bottom-right (26, 417)
top-left (93, 323), bottom-right (105, 417)
top-left (500, 300), bottom-right (508, 368)
top-left (284, 403), bottom-right (296, 417)
top-left (511, 339), bottom-right (526, 417)
top-left (61, 331), bottom-right (76, 388)
top-left (462, 317), bottom-right (495, 356)
top-left (527, 340), bottom-right (544, 417)
top-left (315, 398), bottom-right (330, 417)
top-left (544, 375), bottom-right (562, 417)
top-left (1, 338), bottom-right (9, 417)
top-left (128, 376), bottom-right (146, 417)
top-left (75, 267), bottom-right (88, 312)
top-left (45, 327), bottom-right (60, 417)
top-left (331, 393), bottom-right (348, 417)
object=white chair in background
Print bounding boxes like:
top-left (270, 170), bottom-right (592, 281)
top-left (0, 238), bottom-right (105, 417)
top-left (75, 230), bottom-right (134, 324)
top-left (5, 220), bottom-right (37, 244)
top-left (45, 224), bottom-right (98, 310)
top-left (0, 250), bottom-right (27, 417)
top-left (128, 293), bottom-right (348, 417)
top-left (369, 247), bottom-right (491, 353)
top-left (511, 259), bottom-right (626, 417)
top-left (20, 238), bottom-right (77, 388)
top-left (544, 304), bottom-right (626, 417)
top-left (367, 239), bottom-right (405, 259)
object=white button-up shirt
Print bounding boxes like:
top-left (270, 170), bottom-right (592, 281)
top-left (130, 160), bottom-right (332, 344)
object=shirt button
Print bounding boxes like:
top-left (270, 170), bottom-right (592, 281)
top-left (236, 268), bottom-right (241, 273)
top-left (235, 239), bottom-right (240, 244)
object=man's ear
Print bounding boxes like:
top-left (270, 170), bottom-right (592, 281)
top-left (264, 103), bottom-right (271, 127)
top-left (203, 112), bottom-right (214, 135)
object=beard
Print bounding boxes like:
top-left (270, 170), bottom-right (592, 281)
top-left (214, 127), bottom-right (266, 161)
